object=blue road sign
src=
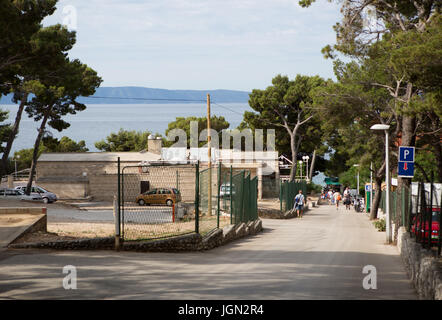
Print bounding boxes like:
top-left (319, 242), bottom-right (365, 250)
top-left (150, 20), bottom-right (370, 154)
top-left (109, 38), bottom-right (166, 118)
top-left (365, 185), bottom-right (371, 192)
top-left (398, 161), bottom-right (415, 178)
top-left (399, 146), bottom-right (415, 162)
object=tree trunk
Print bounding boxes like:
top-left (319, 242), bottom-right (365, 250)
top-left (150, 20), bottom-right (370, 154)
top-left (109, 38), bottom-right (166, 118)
top-left (434, 139), bottom-right (442, 183)
top-left (25, 106), bottom-right (51, 195)
top-left (0, 93), bottom-right (28, 177)
top-left (371, 176), bottom-right (383, 220)
top-left (289, 133), bottom-right (297, 182)
top-left (395, 115), bottom-right (416, 242)
top-left (309, 149), bottom-right (316, 181)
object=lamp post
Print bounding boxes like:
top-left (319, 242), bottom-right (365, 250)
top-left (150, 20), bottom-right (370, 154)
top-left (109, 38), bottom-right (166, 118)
top-left (302, 155), bottom-right (310, 182)
top-left (370, 162), bottom-right (373, 214)
top-left (370, 124), bottom-right (391, 243)
top-left (13, 155), bottom-right (20, 179)
top-left (353, 164), bottom-right (360, 195)
top-left (298, 160), bottom-right (303, 180)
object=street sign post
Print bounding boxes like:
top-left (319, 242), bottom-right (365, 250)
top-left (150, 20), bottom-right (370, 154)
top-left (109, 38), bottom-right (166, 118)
top-left (398, 146), bottom-right (415, 178)
top-left (398, 161), bottom-right (415, 178)
top-left (399, 146), bottom-right (415, 162)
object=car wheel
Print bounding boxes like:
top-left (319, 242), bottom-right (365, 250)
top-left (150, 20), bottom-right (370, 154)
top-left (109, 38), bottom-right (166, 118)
top-left (138, 199), bottom-right (145, 206)
top-left (43, 197), bottom-right (49, 204)
top-left (166, 199), bottom-right (173, 206)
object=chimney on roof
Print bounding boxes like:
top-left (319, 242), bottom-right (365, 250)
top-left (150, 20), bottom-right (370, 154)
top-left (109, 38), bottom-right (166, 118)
top-left (148, 135), bottom-right (162, 155)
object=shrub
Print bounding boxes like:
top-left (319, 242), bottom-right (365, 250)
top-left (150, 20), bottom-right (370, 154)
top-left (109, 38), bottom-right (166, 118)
top-left (373, 219), bottom-right (386, 232)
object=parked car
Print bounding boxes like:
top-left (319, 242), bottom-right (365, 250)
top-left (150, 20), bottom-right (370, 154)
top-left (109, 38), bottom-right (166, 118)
top-left (15, 185), bottom-right (58, 203)
top-left (0, 188), bottom-right (24, 198)
top-left (136, 188), bottom-right (181, 206)
top-left (411, 208), bottom-right (440, 244)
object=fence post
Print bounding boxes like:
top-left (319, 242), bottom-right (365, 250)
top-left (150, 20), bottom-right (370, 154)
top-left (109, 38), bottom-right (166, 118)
top-left (217, 163), bottom-right (221, 229)
top-left (230, 165), bottom-right (233, 225)
top-left (115, 157), bottom-right (121, 250)
top-left (195, 161), bottom-right (200, 234)
top-left (114, 195), bottom-right (120, 251)
top-left (428, 174), bottom-right (434, 249)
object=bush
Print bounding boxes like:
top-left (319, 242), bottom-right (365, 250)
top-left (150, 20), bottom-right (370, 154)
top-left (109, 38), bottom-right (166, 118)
top-left (373, 219), bottom-right (386, 232)
top-left (307, 182), bottom-right (322, 195)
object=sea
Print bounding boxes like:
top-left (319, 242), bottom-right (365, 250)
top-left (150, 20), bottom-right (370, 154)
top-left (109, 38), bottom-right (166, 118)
top-left (1, 103), bottom-right (252, 153)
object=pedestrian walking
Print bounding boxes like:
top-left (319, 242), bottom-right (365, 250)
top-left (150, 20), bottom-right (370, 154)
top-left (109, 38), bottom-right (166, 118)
top-left (343, 187), bottom-right (351, 210)
top-left (327, 189), bottom-right (333, 205)
top-left (293, 190), bottom-right (305, 218)
top-left (333, 190), bottom-right (341, 210)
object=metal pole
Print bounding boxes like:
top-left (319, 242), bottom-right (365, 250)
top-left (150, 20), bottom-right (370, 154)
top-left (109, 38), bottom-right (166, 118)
top-left (207, 93), bottom-right (212, 216)
top-left (385, 131), bottom-right (391, 243)
top-left (195, 161), bottom-right (200, 234)
top-left (357, 170), bottom-right (359, 196)
top-left (370, 162), bottom-right (373, 213)
top-left (115, 157), bottom-right (121, 250)
top-left (230, 165), bottom-right (233, 225)
top-left (217, 163), bottom-right (221, 229)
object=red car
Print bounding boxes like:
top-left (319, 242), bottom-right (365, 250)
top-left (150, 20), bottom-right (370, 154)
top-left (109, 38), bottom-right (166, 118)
top-left (411, 208), bottom-right (440, 244)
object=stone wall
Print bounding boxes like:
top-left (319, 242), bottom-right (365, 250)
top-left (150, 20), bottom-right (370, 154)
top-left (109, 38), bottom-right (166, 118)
top-left (397, 227), bottom-right (442, 300)
top-left (10, 219), bottom-right (263, 252)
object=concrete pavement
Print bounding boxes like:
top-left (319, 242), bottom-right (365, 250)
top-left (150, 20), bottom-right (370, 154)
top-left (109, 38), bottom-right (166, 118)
top-left (0, 204), bottom-right (417, 299)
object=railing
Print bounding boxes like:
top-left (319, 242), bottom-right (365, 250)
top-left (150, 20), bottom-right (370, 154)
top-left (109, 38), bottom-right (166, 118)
top-left (1, 168), bottom-right (31, 183)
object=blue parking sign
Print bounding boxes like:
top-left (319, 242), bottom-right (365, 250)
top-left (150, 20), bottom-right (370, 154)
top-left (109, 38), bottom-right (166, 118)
top-left (398, 161), bottom-right (415, 178)
top-left (399, 146), bottom-right (415, 162)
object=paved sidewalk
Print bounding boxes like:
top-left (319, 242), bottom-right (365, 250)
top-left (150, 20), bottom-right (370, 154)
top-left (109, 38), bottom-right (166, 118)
top-left (0, 204), bottom-right (417, 299)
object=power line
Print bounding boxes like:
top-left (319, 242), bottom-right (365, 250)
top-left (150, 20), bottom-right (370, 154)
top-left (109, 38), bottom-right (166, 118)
top-left (87, 96), bottom-right (206, 102)
top-left (84, 96), bottom-right (249, 116)
top-left (211, 102), bottom-right (247, 116)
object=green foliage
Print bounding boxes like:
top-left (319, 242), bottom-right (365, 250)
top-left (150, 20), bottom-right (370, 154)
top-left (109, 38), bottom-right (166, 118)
top-left (41, 136), bottom-right (89, 153)
top-left (164, 116), bottom-right (230, 148)
top-left (306, 182), bottom-right (322, 195)
top-left (338, 165), bottom-right (370, 194)
top-left (12, 148), bottom-right (35, 172)
top-left (0, 108), bottom-right (12, 154)
top-left (7, 136), bottom-right (88, 174)
top-left (373, 219), bottom-right (386, 232)
top-left (242, 74), bottom-right (326, 180)
top-left (95, 129), bottom-right (153, 152)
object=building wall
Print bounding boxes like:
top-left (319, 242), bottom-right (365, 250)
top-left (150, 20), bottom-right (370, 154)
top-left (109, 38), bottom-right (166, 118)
top-left (36, 158), bottom-right (278, 202)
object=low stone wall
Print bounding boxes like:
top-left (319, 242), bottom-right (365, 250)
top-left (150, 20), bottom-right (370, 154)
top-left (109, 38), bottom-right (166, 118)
top-left (397, 227), bottom-right (442, 300)
top-left (258, 205), bottom-right (310, 219)
top-left (9, 219), bottom-right (263, 252)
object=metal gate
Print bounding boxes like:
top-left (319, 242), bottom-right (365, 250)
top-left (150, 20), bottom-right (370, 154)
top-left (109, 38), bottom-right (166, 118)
top-left (118, 160), bottom-right (199, 241)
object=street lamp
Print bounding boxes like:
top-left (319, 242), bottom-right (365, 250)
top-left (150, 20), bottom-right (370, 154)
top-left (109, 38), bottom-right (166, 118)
top-left (298, 160), bottom-right (303, 180)
top-left (13, 155), bottom-right (20, 179)
top-left (302, 155), bottom-right (310, 182)
top-left (370, 123), bottom-right (391, 243)
top-left (353, 164), bottom-right (360, 195)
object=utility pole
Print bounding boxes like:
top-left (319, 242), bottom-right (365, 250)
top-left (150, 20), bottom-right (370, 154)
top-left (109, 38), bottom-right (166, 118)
top-left (207, 94), bottom-right (212, 216)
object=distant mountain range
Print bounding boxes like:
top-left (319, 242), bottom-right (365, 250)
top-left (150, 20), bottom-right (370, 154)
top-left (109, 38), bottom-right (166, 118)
top-left (0, 86), bottom-right (251, 104)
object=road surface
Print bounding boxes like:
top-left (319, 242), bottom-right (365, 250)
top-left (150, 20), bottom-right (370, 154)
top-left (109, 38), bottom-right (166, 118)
top-left (0, 203), bottom-right (417, 299)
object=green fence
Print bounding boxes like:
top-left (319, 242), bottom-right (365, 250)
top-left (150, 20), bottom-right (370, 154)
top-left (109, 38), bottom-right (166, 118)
top-left (118, 160), bottom-right (260, 241)
top-left (279, 180), bottom-right (307, 212)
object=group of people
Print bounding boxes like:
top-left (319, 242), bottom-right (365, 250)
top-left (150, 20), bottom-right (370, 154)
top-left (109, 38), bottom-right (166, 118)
top-left (321, 187), bottom-right (364, 212)
top-left (293, 186), bottom-right (365, 219)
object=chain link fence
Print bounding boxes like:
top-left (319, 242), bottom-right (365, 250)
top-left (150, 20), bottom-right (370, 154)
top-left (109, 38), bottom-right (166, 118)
top-left (118, 160), bottom-right (259, 241)
top-left (120, 163), bottom-right (198, 241)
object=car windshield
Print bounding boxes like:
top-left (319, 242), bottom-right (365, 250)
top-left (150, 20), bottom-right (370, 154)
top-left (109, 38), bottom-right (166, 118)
top-left (172, 188), bottom-right (180, 194)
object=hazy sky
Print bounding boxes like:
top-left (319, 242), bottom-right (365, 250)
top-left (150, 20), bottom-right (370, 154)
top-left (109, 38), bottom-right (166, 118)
top-left (43, 0), bottom-right (342, 91)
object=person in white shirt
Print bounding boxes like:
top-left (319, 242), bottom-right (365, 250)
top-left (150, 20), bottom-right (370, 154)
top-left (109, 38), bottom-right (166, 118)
top-left (333, 191), bottom-right (341, 210)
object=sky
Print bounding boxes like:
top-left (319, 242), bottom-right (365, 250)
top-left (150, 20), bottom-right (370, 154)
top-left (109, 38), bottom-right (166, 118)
top-left (43, 0), bottom-right (342, 92)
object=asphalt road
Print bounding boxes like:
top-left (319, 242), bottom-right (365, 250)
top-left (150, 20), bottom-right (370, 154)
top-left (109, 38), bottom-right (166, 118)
top-left (0, 204), bottom-right (417, 299)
